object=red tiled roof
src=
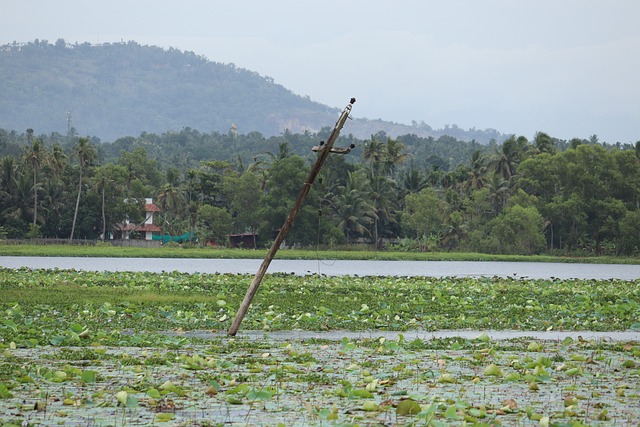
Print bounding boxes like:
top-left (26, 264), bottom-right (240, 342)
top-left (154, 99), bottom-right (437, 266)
top-left (116, 223), bottom-right (137, 231)
top-left (145, 203), bottom-right (161, 212)
top-left (114, 223), bottom-right (161, 232)
top-left (135, 224), bottom-right (161, 232)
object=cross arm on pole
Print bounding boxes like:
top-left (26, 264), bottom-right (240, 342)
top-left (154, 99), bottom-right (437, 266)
top-left (227, 98), bottom-right (356, 336)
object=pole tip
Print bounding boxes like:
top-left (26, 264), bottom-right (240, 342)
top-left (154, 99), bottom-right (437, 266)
top-left (350, 97), bottom-right (356, 105)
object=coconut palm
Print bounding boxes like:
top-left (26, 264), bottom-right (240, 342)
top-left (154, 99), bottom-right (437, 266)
top-left (367, 172), bottom-right (398, 248)
top-left (92, 170), bottom-right (116, 241)
top-left (0, 157), bottom-right (18, 206)
top-left (157, 183), bottom-right (185, 214)
top-left (332, 171), bottom-right (376, 244)
top-left (383, 137), bottom-right (409, 176)
top-left (490, 135), bottom-right (530, 181)
top-left (69, 137), bottom-right (96, 241)
top-left (442, 211), bottom-right (468, 251)
top-left (47, 143), bottom-right (68, 178)
top-left (533, 131), bottom-right (555, 155)
top-left (461, 150), bottom-right (488, 193)
top-left (3, 172), bottom-right (42, 225)
top-left (362, 135), bottom-right (385, 178)
top-left (399, 163), bottom-right (428, 197)
top-left (23, 138), bottom-right (46, 225)
top-left (157, 184), bottom-right (186, 236)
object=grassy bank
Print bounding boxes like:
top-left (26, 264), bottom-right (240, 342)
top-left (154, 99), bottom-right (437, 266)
top-left (1, 242), bottom-right (639, 264)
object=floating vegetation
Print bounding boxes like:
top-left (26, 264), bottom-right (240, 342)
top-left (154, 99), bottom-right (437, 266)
top-left (0, 268), bottom-right (639, 425)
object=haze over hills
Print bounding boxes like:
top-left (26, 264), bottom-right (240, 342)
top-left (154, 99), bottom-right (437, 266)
top-left (0, 40), bottom-right (505, 143)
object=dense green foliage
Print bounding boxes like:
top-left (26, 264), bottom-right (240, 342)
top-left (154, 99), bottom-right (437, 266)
top-left (1, 124), bottom-right (639, 256)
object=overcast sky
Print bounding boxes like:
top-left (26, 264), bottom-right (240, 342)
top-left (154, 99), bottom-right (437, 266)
top-left (3, 1), bottom-right (639, 143)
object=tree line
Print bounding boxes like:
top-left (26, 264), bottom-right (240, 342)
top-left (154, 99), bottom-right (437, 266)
top-left (1, 127), bottom-right (639, 256)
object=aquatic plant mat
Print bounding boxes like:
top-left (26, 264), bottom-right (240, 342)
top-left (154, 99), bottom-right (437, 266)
top-left (1, 335), bottom-right (639, 426)
top-left (1, 268), bottom-right (639, 425)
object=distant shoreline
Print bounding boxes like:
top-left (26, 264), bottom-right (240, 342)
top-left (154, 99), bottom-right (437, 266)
top-left (1, 243), bottom-right (639, 265)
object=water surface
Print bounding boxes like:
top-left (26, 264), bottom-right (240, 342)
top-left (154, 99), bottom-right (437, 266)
top-left (1, 256), bottom-right (639, 280)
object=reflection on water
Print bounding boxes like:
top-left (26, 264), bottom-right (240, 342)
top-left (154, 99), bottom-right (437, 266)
top-left (0, 256), bottom-right (639, 280)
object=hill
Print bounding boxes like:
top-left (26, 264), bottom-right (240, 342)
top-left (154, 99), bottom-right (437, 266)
top-left (0, 39), bottom-right (504, 143)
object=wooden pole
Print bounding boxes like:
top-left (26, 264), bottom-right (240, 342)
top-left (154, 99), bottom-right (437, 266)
top-left (228, 98), bottom-right (355, 336)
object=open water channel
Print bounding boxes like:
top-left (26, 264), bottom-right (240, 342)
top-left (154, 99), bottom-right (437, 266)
top-left (1, 256), bottom-right (640, 280)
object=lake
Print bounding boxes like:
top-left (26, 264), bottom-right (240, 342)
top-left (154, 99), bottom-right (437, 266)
top-left (1, 256), bottom-right (639, 280)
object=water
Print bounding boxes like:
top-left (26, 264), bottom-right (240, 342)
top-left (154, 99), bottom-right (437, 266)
top-left (174, 329), bottom-right (640, 342)
top-left (1, 256), bottom-right (639, 280)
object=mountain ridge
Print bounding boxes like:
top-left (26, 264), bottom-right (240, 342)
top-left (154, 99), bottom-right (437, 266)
top-left (0, 39), bottom-right (505, 143)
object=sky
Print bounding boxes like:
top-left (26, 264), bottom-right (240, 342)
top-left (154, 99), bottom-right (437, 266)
top-left (3, 0), bottom-right (640, 144)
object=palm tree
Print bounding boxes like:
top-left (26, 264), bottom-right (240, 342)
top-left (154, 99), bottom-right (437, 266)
top-left (91, 172), bottom-right (115, 241)
top-left (332, 171), bottom-right (376, 244)
top-left (157, 184), bottom-right (185, 213)
top-left (490, 135), bottom-right (530, 181)
top-left (383, 137), bottom-right (409, 176)
top-left (486, 173), bottom-right (510, 214)
top-left (23, 138), bottom-right (46, 225)
top-left (399, 163), bottom-right (428, 197)
top-left (533, 131), bottom-right (555, 155)
top-left (461, 150), bottom-right (488, 193)
top-left (47, 143), bottom-right (68, 178)
top-left (367, 172), bottom-right (397, 248)
top-left (69, 137), bottom-right (96, 241)
top-left (266, 142), bottom-right (291, 161)
top-left (362, 136), bottom-right (385, 178)
top-left (40, 178), bottom-right (65, 236)
top-left (442, 211), bottom-right (468, 251)
top-left (0, 157), bottom-right (18, 206)
top-left (157, 184), bottom-right (186, 236)
top-left (3, 172), bottom-right (41, 225)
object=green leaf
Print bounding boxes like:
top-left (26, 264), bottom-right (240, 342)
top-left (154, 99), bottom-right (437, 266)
top-left (438, 373), bottom-right (456, 383)
top-left (69, 323), bottom-right (84, 333)
top-left (362, 400), bottom-right (378, 411)
top-left (81, 370), bottom-right (97, 384)
top-left (246, 389), bottom-right (272, 401)
top-left (51, 370), bottom-right (68, 382)
top-left (445, 404), bottom-right (458, 419)
top-left (0, 383), bottom-right (13, 399)
top-left (155, 413), bottom-right (175, 422)
top-left (396, 398), bottom-right (421, 416)
top-left (483, 363), bottom-right (503, 377)
top-left (49, 335), bottom-right (66, 346)
top-left (474, 332), bottom-right (490, 342)
top-left (147, 388), bottom-right (162, 399)
top-left (159, 380), bottom-right (178, 392)
top-left (227, 384), bottom-right (250, 396)
top-left (125, 395), bottom-right (138, 408)
top-left (16, 375), bottom-right (35, 384)
top-left (351, 389), bottom-right (373, 398)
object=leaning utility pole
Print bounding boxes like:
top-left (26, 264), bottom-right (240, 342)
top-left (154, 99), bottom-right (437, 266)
top-left (228, 97), bottom-right (356, 336)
